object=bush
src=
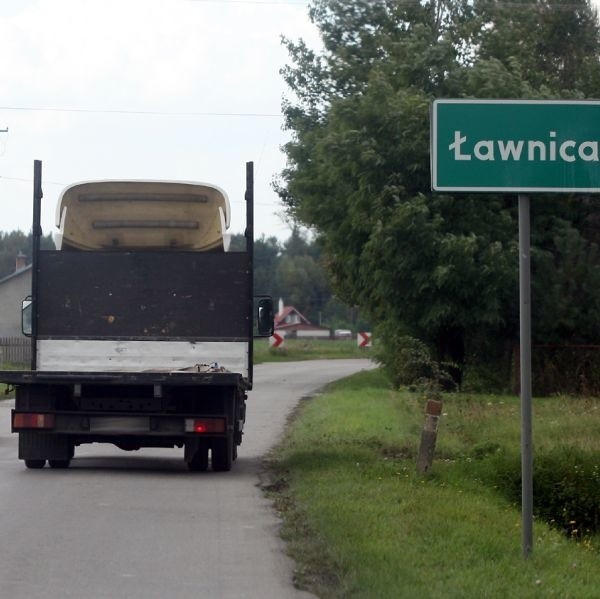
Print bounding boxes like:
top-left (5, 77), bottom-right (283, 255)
top-left (486, 448), bottom-right (600, 539)
top-left (374, 329), bottom-right (456, 395)
top-left (533, 448), bottom-right (600, 538)
top-left (533, 347), bottom-right (600, 396)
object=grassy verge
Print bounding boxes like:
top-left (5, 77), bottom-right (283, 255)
top-left (0, 383), bottom-right (16, 399)
top-left (254, 338), bottom-right (372, 363)
top-left (0, 362), bottom-right (24, 399)
top-left (265, 369), bottom-right (600, 598)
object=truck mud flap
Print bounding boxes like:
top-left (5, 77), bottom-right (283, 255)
top-left (19, 431), bottom-right (73, 461)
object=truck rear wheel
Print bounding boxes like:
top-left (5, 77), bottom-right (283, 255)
top-left (211, 437), bottom-right (232, 472)
top-left (25, 459), bottom-right (46, 469)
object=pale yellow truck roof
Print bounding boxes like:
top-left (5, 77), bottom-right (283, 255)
top-left (55, 180), bottom-right (231, 251)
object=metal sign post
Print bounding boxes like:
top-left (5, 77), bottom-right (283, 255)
top-left (518, 194), bottom-right (533, 558)
top-left (31, 160), bottom-right (43, 370)
top-left (429, 99), bottom-right (600, 559)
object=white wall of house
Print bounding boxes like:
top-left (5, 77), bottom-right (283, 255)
top-left (296, 329), bottom-right (330, 338)
top-left (0, 267), bottom-right (31, 337)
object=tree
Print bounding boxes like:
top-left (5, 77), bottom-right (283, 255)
top-left (230, 231), bottom-right (345, 327)
top-left (471, 0), bottom-right (600, 94)
top-left (254, 235), bottom-right (282, 298)
top-left (276, 253), bottom-right (331, 324)
top-left (277, 0), bottom-right (600, 387)
top-left (229, 233), bottom-right (282, 298)
top-left (0, 231), bottom-right (54, 279)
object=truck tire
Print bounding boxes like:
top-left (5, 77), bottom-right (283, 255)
top-left (187, 442), bottom-right (209, 472)
top-left (211, 436), bottom-right (232, 472)
top-left (25, 459), bottom-right (46, 469)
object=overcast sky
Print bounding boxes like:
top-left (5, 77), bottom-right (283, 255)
top-left (3, 1), bottom-right (600, 243)
top-left (0, 0), bottom-right (318, 241)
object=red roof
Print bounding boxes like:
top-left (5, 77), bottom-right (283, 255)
top-left (274, 305), bottom-right (312, 327)
top-left (274, 305), bottom-right (328, 332)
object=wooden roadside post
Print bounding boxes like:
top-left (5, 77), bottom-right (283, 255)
top-left (416, 399), bottom-right (443, 474)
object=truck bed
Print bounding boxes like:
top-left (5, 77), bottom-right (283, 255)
top-left (0, 369), bottom-right (246, 388)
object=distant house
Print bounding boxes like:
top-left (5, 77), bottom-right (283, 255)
top-left (274, 300), bottom-right (330, 339)
top-left (0, 254), bottom-right (31, 338)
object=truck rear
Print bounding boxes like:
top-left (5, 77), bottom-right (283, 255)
top-left (2, 161), bottom-right (273, 471)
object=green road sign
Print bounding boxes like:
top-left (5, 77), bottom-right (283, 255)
top-left (431, 100), bottom-right (600, 192)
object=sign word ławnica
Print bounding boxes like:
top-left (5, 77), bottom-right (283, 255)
top-left (432, 100), bottom-right (600, 192)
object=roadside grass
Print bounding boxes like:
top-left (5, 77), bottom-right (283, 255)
top-left (254, 338), bottom-right (371, 364)
top-left (0, 383), bottom-right (16, 399)
top-left (265, 369), bottom-right (600, 598)
top-left (0, 362), bottom-right (24, 399)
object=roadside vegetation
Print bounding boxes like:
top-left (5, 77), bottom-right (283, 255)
top-left (0, 363), bottom-right (22, 399)
top-left (254, 338), bottom-right (371, 364)
top-left (276, 0), bottom-right (600, 394)
top-left (265, 369), bottom-right (600, 598)
top-left (1, 382), bottom-right (17, 398)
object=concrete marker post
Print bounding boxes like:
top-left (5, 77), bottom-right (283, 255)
top-left (416, 399), bottom-right (443, 474)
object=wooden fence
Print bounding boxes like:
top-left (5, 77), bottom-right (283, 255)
top-left (0, 337), bottom-right (31, 367)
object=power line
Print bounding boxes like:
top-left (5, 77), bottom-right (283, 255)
top-left (0, 106), bottom-right (282, 118)
top-left (0, 176), bottom-right (65, 186)
top-left (0, 176), bottom-right (283, 206)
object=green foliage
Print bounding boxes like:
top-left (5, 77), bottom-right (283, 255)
top-left (533, 346), bottom-right (600, 396)
top-left (277, 0), bottom-right (600, 390)
top-left (461, 355), bottom-right (514, 394)
top-left (254, 234), bottom-right (283, 297)
top-left (231, 230), bottom-right (369, 329)
top-left (0, 231), bottom-right (54, 279)
top-left (472, 0), bottom-right (600, 94)
top-left (532, 218), bottom-right (600, 343)
top-left (533, 449), bottom-right (600, 538)
top-left (485, 448), bottom-right (600, 539)
top-left (276, 254), bottom-right (330, 323)
top-left (374, 330), bottom-right (456, 395)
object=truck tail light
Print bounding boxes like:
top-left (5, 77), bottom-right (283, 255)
top-left (185, 418), bottom-right (225, 434)
top-left (13, 413), bottom-right (55, 430)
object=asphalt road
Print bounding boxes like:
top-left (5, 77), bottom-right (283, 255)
top-left (0, 359), bottom-right (373, 599)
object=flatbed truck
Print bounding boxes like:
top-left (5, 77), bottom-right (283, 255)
top-left (1, 161), bottom-right (273, 471)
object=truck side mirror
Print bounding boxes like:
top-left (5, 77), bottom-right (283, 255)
top-left (255, 297), bottom-right (274, 337)
top-left (22, 296), bottom-right (33, 337)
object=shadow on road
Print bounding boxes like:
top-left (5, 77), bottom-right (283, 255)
top-left (18, 453), bottom-right (262, 477)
